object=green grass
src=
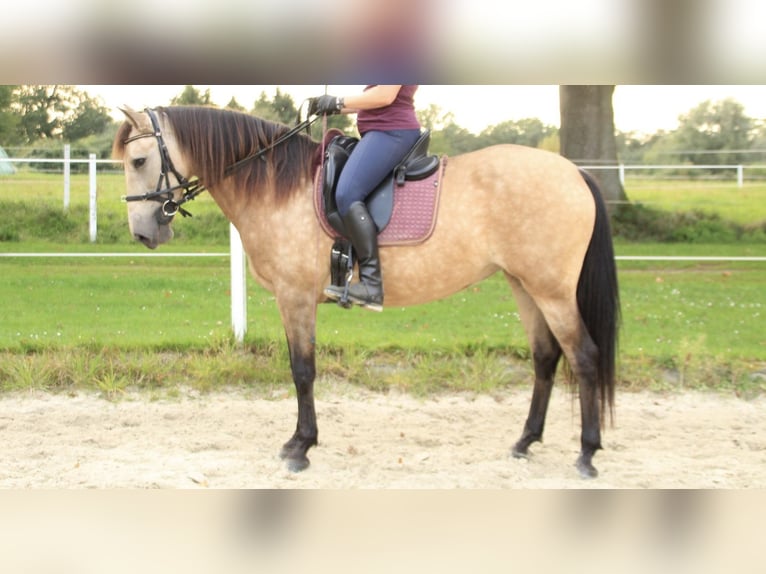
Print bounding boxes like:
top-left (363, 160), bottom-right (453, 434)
top-left (0, 170), bottom-right (226, 246)
top-left (624, 178), bottom-right (766, 225)
top-left (618, 261), bottom-right (764, 358)
top-left (7, 255), bottom-right (760, 359)
top-left (0, 256), bottom-right (235, 349)
top-left (0, 256), bottom-right (763, 398)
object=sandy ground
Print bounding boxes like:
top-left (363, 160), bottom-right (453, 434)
top-left (0, 383), bottom-right (764, 489)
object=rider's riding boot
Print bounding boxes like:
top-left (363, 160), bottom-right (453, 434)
top-left (324, 202), bottom-right (384, 312)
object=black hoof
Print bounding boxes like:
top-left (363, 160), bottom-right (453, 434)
top-left (512, 434), bottom-right (540, 460)
top-left (576, 456), bottom-right (599, 479)
top-left (279, 446), bottom-right (310, 472)
top-left (511, 444), bottom-right (530, 459)
top-left (285, 456), bottom-right (310, 473)
top-left (279, 437), bottom-right (314, 473)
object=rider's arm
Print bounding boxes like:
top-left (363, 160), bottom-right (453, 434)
top-left (340, 85), bottom-right (402, 113)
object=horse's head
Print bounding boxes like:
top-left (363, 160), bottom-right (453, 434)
top-left (113, 107), bottom-right (197, 249)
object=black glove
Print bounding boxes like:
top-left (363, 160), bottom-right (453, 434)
top-left (309, 94), bottom-right (343, 116)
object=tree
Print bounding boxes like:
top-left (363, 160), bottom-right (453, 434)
top-left (416, 104), bottom-right (478, 155)
top-left (271, 88), bottom-right (299, 125)
top-left (0, 85), bottom-right (20, 145)
top-left (171, 85), bottom-right (213, 106)
top-left (673, 98), bottom-right (754, 165)
top-left (250, 89), bottom-right (354, 135)
top-left (61, 96), bottom-right (112, 141)
top-left (559, 85), bottom-right (626, 210)
top-left (251, 88), bottom-right (297, 124)
top-left (478, 118), bottom-right (555, 148)
top-left (615, 130), bottom-right (653, 164)
top-left (225, 97), bottom-right (246, 112)
top-left (751, 119), bottom-right (766, 156)
top-left (12, 85), bottom-right (112, 144)
top-left (437, 122), bottom-right (478, 155)
top-left (323, 113), bottom-right (355, 135)
top-left (251, 91), bottom-right (280, 122)
top-left (13, 85), bottom-right (64, 141)
top-left (417, 104), bottom-right (455, 131)
top-left (538, 133), bottom-right (560, 154)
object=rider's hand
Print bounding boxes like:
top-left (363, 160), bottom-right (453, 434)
top-left (308, 95), bottom-right (343, 116)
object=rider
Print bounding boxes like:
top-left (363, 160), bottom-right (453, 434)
top-left (309, 85), bottom-right (421, 312)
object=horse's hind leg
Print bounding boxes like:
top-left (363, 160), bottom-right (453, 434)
top-left (571, 336), bottom-right (602, 478)
top-left (537, 298), bottom-right (603, 478)
top-left (512, 336), bottom-right (561, 458)
top-left (507, 279), bottom-right (562, 459)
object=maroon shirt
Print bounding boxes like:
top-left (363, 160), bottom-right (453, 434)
top-left (357, 85), bottom-right (420, 134)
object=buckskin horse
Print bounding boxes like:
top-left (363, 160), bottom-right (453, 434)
top-left (112, 105), bottom-right (619, 478)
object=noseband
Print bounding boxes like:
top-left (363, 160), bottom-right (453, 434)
top-left (120, 108), bottom-right (205, 220)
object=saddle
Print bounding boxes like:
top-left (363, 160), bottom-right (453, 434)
top-left (314, 129), bottom-right (445, 293)
top-left (321, 130), bottom-right (441, 237)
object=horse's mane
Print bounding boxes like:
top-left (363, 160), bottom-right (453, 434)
top-left (114, 106), bottom-right (319, 203)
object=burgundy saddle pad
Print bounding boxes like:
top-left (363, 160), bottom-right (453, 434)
top-left (313, 157), bottom-right (447, 247)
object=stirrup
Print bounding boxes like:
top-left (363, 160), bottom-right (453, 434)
top-left (324, 284), bottom-right (353, 309)
top-left (325, 244), bottom-right (354, 309)
top-left (324, 283), bottom-right (383, 311)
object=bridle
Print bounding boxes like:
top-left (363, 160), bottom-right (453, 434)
top-left (121, 108), bottom-right (205, 221)
top-left (121, 107), bottom-right (320, 221)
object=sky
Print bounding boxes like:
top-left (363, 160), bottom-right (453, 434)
top-left (81, 85), bottom-right (766, 137)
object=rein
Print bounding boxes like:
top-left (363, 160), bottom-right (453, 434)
top-left (121, 108), bottom-right (320, 219)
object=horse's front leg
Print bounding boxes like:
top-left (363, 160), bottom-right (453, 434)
top-left (279, 343), bottom-right (317, 471)
top-left (277, 295), bottom-right (319, 472)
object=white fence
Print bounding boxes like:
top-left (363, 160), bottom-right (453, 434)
top-left (585, 164), bottom-right (749, 187)
top-left (1, 149), bottom-right (119, 241)
top-left (0, 225), bottom-right (249, 343)
top-left (2, 152), bottom-right (765, 243)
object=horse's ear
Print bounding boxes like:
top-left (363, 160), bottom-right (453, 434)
top-left (118, 106), bottom-right (145, 129)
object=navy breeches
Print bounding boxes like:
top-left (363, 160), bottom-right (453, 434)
top-left (335, 129), bottom-right (421, 216)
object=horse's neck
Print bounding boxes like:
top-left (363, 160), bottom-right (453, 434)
top-left (207, 177), bottom-right (315, 234)
top-left (204, 179), bottom-right (251, 230)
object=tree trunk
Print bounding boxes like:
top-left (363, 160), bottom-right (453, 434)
top-left (559, 85), bottom-right (627, 212)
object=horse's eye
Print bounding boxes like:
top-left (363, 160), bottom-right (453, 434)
top-left (132, 157), bottom-right (146, 169)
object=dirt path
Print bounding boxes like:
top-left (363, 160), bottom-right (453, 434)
top-left (1, 384), bottom-right (763, 488)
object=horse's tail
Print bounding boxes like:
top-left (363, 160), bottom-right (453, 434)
top-left (576, 169), bottom-right (620, 424)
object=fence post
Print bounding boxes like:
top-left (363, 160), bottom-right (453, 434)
top-left (619, 163), bottom-right (625, 186)
top-left (737, 165), bottom-right (743, 188)
top-left (89, 154), bottom-right (97, 243)
top-left (63, 144), bottom-right (70, 212)
top-left (229, 223), bottom-right (247, 343)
